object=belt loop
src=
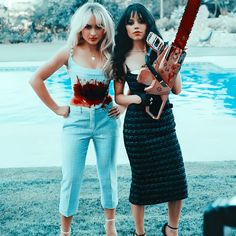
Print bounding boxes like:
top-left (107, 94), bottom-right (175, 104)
top-left (80, 107), bottom-right (82, 113)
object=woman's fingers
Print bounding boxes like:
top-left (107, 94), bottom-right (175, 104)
top-left (59, 106), bottom-right (70, 118)
top-left (109, 106), bottom-right (120, 117)
top-left (63, 106), bottom-right (70, 118)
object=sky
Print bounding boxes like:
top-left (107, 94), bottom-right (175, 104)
top-left (0, 0), bottom-right (36, 8)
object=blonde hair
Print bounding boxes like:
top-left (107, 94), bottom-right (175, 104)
top-left (67, 2), bottom-right (114, 79)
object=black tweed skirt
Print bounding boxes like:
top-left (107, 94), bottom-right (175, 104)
top-left (123, 104), bottom-right (188, 205)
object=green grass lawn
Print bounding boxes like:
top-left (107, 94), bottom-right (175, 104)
top-left (0, 161), bottom-right (236, 236)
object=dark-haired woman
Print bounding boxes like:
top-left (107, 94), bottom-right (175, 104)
top-left (112, 3), bottom-right (188, 236)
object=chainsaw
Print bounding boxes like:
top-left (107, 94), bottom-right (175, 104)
top-left (137, 0), bottom-right (201, 119)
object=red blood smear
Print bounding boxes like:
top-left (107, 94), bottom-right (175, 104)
top-left (71, 77), bottom-right (112, 107)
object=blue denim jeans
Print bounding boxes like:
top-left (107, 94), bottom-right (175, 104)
top-left (59, 103), bottom-right (119, 217)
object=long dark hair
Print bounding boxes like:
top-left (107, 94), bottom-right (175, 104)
top-left (112, 3), bottom-right (162, 82)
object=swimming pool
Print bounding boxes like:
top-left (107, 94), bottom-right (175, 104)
top-left (0, 61), bottom-right (235, 167)
top-left (0, 62), bottom-right (236, 124)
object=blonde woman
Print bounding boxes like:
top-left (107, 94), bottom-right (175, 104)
top-left (30, 3), bottom-right (122, 236)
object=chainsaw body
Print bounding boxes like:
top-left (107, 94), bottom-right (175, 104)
top-left (137, 34), bottom-right (187, 119)
top-left (136, 0), bottom-right (201, 119)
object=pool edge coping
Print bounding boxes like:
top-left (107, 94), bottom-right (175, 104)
top-left (0, 56), bottom-right (236, 69)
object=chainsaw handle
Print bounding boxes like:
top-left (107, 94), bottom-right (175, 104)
top-left (145, 48), bottom-right (168, 88)
top-left (145, 94), bottom-right (168, 120)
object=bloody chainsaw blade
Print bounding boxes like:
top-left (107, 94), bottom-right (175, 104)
top-left (137, 0), bottom-right (201, 119)
top-left (173, 0), bottom-right (202, 50)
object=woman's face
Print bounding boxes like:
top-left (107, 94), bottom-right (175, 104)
top-left (125, 12), bottom-right (147, 41)
top-left (81, 15), bottom-right (105, 46)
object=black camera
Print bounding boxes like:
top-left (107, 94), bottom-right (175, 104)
top-left (204, 197), bottom-right (236, 236)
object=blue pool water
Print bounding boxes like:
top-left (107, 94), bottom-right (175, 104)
top-left (0, 62), bottom-right (235, 167)
top-left (0, 62), bottom-right (236, 125)
top-left (178, 63), bottom-right (236, 117)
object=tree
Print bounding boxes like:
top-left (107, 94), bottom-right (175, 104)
top-left (31, 0), bottom-right (86, 41)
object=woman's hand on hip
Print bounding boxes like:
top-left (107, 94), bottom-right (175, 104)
top-left (55, 106), bottom-right (70, 118)
top-left (108, 105), bottom-right (126, 118)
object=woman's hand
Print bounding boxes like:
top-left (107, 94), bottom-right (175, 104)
top-left (171, 73), bottom-right (182, 95)
top-left (55, 106), bottom-right (70, 118)
top-left (108, 105), bottom-right (126, 118)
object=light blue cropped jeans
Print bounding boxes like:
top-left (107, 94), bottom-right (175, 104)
top-left (59, 103), bottom-right (119, 217)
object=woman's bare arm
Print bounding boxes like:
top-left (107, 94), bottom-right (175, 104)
top-left (114, 81), bottom-right (141, 106)
top-left (29, 47), bottom-right (70, 117)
